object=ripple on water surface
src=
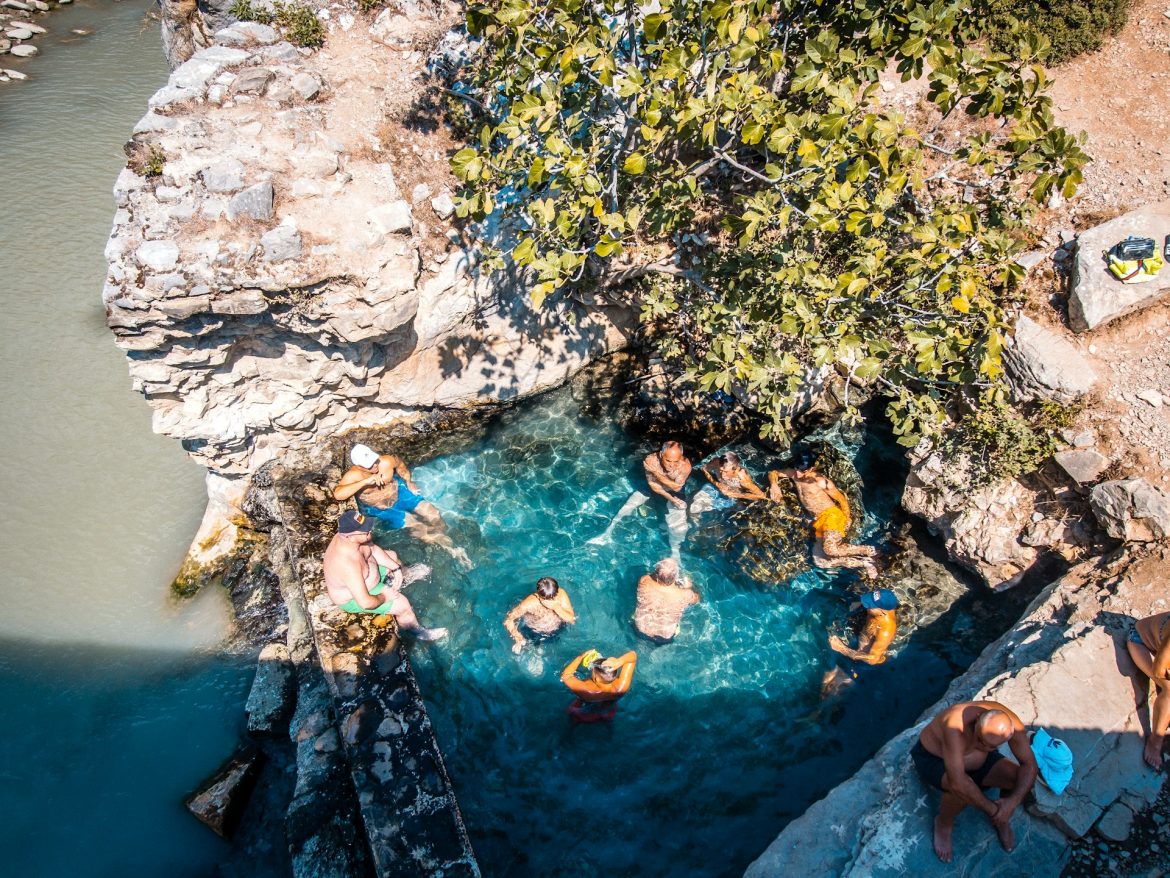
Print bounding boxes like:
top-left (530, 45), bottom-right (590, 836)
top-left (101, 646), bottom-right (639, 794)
top-left (383, 387), bottom-right (978, 878)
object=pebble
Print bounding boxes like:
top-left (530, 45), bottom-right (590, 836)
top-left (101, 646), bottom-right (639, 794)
top-left (2, 66), bottom-right (26, 79)
top-left (8, 42), bottom-right (35, 56)
top-left (6, 28), bottom-right (33, 39)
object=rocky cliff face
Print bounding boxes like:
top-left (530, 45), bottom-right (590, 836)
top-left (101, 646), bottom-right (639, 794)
top-left (107, 8), bottom-right (634, 563)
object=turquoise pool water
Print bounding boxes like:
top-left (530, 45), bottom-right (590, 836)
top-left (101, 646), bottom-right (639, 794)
top-left (374, 386), bottom-right (1003, 877)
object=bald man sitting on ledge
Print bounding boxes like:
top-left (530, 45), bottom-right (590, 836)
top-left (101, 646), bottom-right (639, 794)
top-left (912, 700), bottom-right (1038, 863)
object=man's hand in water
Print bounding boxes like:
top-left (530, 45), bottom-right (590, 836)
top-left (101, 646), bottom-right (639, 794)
top-left (670, 495), bottom-right (686, 509)
top-left (511, 641), bottom-right (525, 655)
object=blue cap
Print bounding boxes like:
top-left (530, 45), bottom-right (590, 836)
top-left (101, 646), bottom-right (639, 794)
top-left (860, 588), bottom-right (899, 611)
top-left (1032, 728), bottom-right (1074, 795)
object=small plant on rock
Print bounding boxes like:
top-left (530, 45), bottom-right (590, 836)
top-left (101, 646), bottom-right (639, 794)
top-left (143, 145), bottom-right (166, 178)
top-left (231, 0), bottom-right (324, 48)
top-left (358, 0), bottom-right (386, 12)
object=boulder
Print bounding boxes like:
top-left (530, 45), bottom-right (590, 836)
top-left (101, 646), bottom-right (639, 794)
top-left (903, 446), bottom-right (1037, 590)
top-left (184, 743), bottom-right (262, 838)
top-left (135, 240), bottom-right (180, 272)
top-left (230, 66), bottom-right (273, 94)
top-left (1096, 802), bottom-right (1136, 843)
top-left (1053, 449), bottom-right (1110, 484)
top-left (201, 158), bottom-right (246, 193)
top-left (245, 642), bottom-right (296, 734)
top-left (1069, 202), bottom-right (1170, 331)
top-left (226, 181), bottom-right (274, 222)
top-left (1004, 316), bottom-right (1097, 404)
top-left (367, 200), bottom-right (413, 235)
top-left (290, 71), bottom-right (321, 100)
top-left (1090, 478), bottom-right (1170, 542)
top-left (171, 45), bottom-right (249, 91)
top-left (261, 222), bottom-right (302, 262)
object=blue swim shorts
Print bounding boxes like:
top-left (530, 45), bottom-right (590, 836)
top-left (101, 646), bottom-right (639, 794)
top-left (360, 476), bottom-right (424, 530)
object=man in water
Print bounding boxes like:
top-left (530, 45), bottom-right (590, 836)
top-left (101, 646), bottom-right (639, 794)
top-left (322, 510), bottom-right (447, 640)
top-left (1126, 610), bottom-right (1170, 768)
top-left (634, 558), bottom-right (700, 642)
top-left (560, 649), bottom-right (638, 723)
top-left (768, 459), bottom-right (878, 578)
top-left (503, 576), bottom-right (577, 654)
top-left (821, 588), bottom-right (898, 697)
top-left (587, 440), bottom-right (693, 557)
top-left (332, 443), bottom-right (471, 569)
top-left (912, 701), bottom-right (1038, 863)
top-left (691, 450), bottom-right (768, 516)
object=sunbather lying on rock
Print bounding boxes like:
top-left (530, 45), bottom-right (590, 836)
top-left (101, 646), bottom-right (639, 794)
top-left (768, 458), bottom-right (878, 579)
top-left (1126, 611), bottom-right (1170, 769)
top-left (913, 701), bottom-right (1038, 863)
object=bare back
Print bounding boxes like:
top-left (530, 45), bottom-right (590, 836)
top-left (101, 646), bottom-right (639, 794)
top-left (919, 701), bottom-right (1024, 760)
top-left (634, 576), bottom-right (699, 640)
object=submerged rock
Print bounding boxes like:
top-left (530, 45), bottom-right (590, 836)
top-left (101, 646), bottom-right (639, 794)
top-left (185, 743), bottom-right (263, 838)
top-left (246, 642), bottom-right (296, 735)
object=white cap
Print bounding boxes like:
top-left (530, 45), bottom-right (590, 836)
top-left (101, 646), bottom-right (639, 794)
top-left (350, 444), bottom-right (380, 469)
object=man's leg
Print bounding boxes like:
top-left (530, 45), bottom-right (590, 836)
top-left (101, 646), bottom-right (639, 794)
top-left (587, 491), bottom-right (650, 544)
top-left (390, 593), bottom-right (447, 641)
top-left (405, 506), bottom-right (473, 570)
top-left (813, 536), bottom-right (878, 579)
top-left (665, 503), bottom-right (688, 561)
top-left (979, 757), bottom-right (1020, 852)
top-left (932, 787), bottom-right (967, 864)
top-left (1128, 638), bottom-right (1168, 768)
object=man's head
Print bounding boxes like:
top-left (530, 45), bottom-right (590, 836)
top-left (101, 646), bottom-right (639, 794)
top-left (350, 444), bottom-right (380, 470)
top-left (975, 709), bottom-right (1014, 750)
top-left (338, 509), bottom-right (374, 541)
top-left (654, 557), bottom-right (680, 584)
top-left (592, 659), bottom-right (620, 683)
top-left (859, 588), bottom-right (899, 613)
top-left (720, 451), bottom-right (742, 471)
top-left (536, 576), bottom-right (559, 599)
top-left (660, 440), bottom-right (683, 463)
top-left (790, 450), bottom-right (816, 474)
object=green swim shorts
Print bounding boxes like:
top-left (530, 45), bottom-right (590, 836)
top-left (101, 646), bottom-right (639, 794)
top-left (337, 565), bottom-right (399, 615)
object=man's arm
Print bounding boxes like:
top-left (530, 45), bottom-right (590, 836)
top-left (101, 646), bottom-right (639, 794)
top-left (736, 472), bottom-right (769, 501)
top-left (560, 652), bottom-right (596, 696)
top-left (824, 481), bottom-right (852, 520)
top-left (828, 634), bottom-right (886, 664)
top-left (645, 458), bottom-right (686, 507)
top-left (611, 651), bottom-right (638, 695)
top-left (332, 467), bottom-right (381, 502)
top-left (553, 593), bottom-right (577, 624)
top-left (369, 545), bottom-right (404, 590)
top-left (386, 455), bottom-right (419, 492)
top-left (996, 728), bottom-right (1040, 823)
top-left (767, 469), bottom-right (794, 501)
top-left (941, 724), bottom-right (999, 816)
top-left (504, 597), bottom-right (534, 652)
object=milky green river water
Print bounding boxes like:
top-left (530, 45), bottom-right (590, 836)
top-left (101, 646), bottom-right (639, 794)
top-left (0, 3), bottom-right (252, 874)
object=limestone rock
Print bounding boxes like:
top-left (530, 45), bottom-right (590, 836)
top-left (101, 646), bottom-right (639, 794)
top-left (148, 84), bottom-right (198, 109)
top-left (171, 45), bottom-right (249, 91)
top-left (430, 190), bottom-right (454, 220)
top-left (184, 743), bottom-right (262, 838)
top-left (9, 43), bottom-right (36, 57)
top-left (230, 66), bottom-right (273, 94)
top-left (214, 22), bottom-right (279, 47)
top-left (367, 200), bottom-right (413, 235)
top-left (1004, 316), bottom-right (1097, 404)
top-left (201, 158), bottom-right (246, 193)
top-left (1090, 479), bottom-right (1170, 542)
top-left (226, 181), bottom-right (274, 221)
top-left (1053, 449), bottom-right (1110, 484)
top-left (245, 642), bottom-right (295, 734)
top-left (370, 9), bottom-right (433, 49)
top-left (290, 71), bottom-right (321, 100)
top-left (261, 222), bottom-right (302, 262)
top-left (135, 240), bottom-right (180, 272)
top-left (903, 446), bottom-right (1037, 589)
top-left (1096, 802), bottom-right (1135, 843)
top-left (1069, 201), bottom-right (1170, 331)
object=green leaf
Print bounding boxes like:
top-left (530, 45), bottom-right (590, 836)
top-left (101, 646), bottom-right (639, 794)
top-left (623, 153), bottom-right (647, 174)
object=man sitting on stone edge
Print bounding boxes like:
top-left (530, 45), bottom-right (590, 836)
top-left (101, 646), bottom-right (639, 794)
top-left (322, 509), bottom-right (447, 641)
top-left (912, 700), bottom-right (1038, 863)
top-left (332, 443), bottom-right (472, 569)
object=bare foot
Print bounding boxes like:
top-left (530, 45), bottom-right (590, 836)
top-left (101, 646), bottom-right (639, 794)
top-left (1143, 735), bottom-right (1165, 770)
top-left (413, 627), bottom-right (448, 642)
top-left (448, 546), bottom-right (474, 571)
top-left (402, 563), bottom-right (431, 586)
top-left (995, 819), bottom-right (1016, 853)
top-left (933, 816), bottom-right (954, 863)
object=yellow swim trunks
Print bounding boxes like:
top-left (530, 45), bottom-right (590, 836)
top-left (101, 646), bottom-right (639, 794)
top-left (813, 505), bottom-right (849, 539)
